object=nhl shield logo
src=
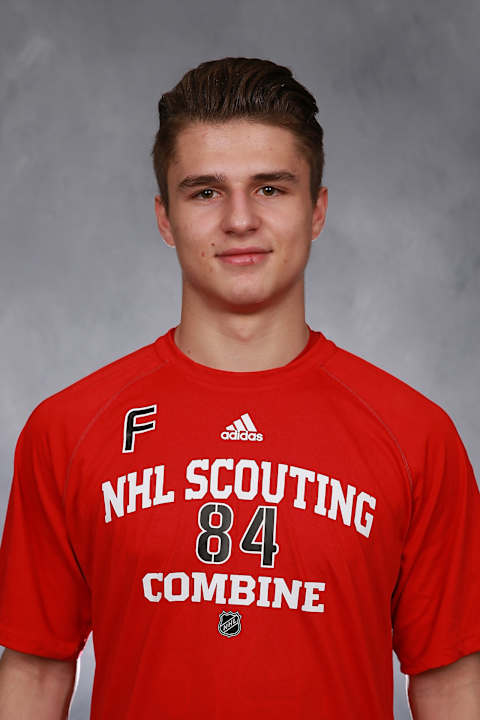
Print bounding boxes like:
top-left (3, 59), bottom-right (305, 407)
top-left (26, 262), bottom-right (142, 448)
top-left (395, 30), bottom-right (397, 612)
top-left (218, 611), bottom-right (242, 637)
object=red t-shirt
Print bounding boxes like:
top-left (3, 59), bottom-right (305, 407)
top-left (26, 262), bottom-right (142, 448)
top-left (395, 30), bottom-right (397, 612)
top-left (0, 326), bottom-right (479, 719)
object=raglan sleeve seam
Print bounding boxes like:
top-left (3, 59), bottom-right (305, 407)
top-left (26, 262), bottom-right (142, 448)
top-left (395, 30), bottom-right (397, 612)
top-left (62, 361), bottom-right (168, 502)
top-left (318, 363), bottom-right (415, 502)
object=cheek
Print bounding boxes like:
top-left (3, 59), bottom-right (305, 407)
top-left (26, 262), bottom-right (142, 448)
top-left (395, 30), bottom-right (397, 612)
top-left (273, 214), bottom-right (312, 260)
top-left (170, 218), bottom-right (196, 251)
top-left (173, 223), bottom-right (213, 267)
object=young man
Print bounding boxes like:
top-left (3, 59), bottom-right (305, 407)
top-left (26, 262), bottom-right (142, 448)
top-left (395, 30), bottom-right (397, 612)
top-left (0, 57), bottom-right (479, 720)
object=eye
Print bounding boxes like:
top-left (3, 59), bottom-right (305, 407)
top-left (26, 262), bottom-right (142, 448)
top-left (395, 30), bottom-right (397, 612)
top-left (258, 186), bottom-right (282, 197)
top-left (193, 188), bottom-right (218, 200)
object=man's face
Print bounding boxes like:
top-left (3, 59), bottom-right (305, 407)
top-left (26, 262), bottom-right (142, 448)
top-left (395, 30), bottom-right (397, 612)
top-left (155, 119), bottom-right (327, 312)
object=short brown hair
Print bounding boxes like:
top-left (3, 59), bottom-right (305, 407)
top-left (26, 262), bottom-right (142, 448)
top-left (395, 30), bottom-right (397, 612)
top-left (151, 57), bottom-right (325, 214)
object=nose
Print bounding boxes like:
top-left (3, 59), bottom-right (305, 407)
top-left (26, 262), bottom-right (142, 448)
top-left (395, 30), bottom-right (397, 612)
top-left (220, 190), bottom-right (260, 235)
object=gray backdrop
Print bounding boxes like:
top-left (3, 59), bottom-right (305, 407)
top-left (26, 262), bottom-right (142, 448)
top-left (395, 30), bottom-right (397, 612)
top-left (1, 1), bottom-right (479, 718)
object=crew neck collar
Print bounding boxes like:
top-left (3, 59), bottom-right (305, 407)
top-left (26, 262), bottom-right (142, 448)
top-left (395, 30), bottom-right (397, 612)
top-left (154, 324), bottom-right (336, 390)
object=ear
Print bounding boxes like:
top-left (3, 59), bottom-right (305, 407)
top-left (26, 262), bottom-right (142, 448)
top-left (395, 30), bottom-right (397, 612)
top-left (154, 195), bottom-right (175, 248)
top-left (311, 186), bottom-right (328, 241)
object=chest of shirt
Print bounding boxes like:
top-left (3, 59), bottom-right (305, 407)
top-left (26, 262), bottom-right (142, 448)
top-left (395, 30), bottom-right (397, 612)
top-left (63, 381), bottom-right (411, 601)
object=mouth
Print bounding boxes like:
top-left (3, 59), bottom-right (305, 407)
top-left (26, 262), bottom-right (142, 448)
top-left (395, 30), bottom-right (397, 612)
top-left (216, 249), bottom-right (273, 266)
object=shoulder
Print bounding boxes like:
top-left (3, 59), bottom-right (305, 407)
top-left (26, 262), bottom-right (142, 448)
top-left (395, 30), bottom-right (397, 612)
top-left (18, 338), bottom-right (167, 456)
top-left (321, 340), bottom-right (458, 474)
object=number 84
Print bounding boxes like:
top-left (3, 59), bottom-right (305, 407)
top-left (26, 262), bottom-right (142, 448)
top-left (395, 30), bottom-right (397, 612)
top-left (196, 503), bottom-right (279, 568)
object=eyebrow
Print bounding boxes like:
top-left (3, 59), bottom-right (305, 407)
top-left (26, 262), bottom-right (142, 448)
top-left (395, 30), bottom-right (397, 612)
top-left (177, 171), bottom-right (299, 192)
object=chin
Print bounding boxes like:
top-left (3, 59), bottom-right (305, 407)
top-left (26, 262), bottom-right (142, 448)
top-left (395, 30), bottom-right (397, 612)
top-left (218, 291), bottom-right (270, 312)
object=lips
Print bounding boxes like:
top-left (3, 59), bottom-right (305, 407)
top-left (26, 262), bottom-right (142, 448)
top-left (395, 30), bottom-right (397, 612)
top-left (216, 246), bottom-right (271, 256)
top-left (216, 248), bottom-right (272, 266)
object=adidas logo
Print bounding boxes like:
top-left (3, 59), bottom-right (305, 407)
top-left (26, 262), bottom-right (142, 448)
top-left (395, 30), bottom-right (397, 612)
top-left (220, 412), bottom-right (264, 442)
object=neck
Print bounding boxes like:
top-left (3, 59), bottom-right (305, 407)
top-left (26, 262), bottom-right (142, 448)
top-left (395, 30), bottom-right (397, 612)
top-left (174, 283), bottom-right (310, 372)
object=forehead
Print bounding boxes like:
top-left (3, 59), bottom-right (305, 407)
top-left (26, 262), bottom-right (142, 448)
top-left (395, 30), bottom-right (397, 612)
top-left (169, 119), bottom-right (308, 179)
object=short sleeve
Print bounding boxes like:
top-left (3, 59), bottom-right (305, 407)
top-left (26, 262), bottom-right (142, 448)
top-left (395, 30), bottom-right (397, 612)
top-left (0, 402), bottom-right (92, 660)
top-left (391, 408), bottom-right (480, 675)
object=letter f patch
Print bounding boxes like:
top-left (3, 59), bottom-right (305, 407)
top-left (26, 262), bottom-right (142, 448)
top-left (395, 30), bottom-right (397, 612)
top-left (123, 405), bottom-right (157, 453)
